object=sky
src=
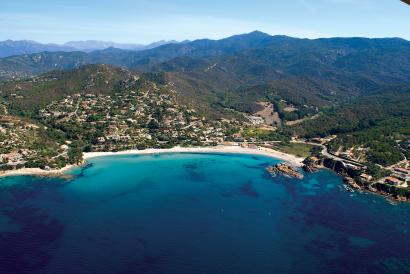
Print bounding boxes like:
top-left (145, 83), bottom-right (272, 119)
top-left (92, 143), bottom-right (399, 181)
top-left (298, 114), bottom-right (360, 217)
top-left (0, 0), bottom-right (409, 44)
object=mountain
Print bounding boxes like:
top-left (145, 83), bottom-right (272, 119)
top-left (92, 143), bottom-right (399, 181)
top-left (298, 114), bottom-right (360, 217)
top-left (2, 32), bottom-right (410, 87)
top-left (0, 31), bottom-right (283, 79)
top-left (0, 40), bottom-right (77, 58)
top-left (63, 40), bottom-right (178, 52)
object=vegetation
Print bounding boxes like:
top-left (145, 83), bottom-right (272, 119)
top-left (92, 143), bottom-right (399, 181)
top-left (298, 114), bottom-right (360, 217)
top-left (265, 142), bottom-right (317, 158)
top-left (241, 128), bottom-right (290, 142)
top-left (290, 86), bottom-right (410, 166)
top-left (366, 163), bottom-right (392, 181)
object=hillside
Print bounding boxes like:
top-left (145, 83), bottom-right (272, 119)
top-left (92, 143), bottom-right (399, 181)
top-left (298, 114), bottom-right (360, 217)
top-left (0, 64), bottom-right (141, 116)
top-left (0, 64), bottom-right (241, 170)
top-left (155, 36), bottom-right (410, 97)
top-left (289, 85), bottom-right (410, 165)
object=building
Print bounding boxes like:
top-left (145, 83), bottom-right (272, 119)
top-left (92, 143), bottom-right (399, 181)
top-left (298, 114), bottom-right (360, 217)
top-left (360, 173), bottom-right (373, 181)
top-left (394, 167), bottom-right (410, 175)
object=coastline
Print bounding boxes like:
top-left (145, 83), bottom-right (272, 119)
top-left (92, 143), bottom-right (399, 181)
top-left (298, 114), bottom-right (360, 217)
top-left (0, 145), bottom-right (304, 178)
top-left (0, 164), bottom-right (76, 179)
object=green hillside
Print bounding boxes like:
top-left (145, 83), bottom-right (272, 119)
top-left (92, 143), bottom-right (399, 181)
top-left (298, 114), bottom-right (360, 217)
top-left (289, 85), bottom-right (410, 165)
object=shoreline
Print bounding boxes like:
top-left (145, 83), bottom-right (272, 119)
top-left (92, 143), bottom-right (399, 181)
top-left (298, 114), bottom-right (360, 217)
top-left (83, 145), bottom-right (304, 166)
top-left (0, 145), bottom-right (304, 178)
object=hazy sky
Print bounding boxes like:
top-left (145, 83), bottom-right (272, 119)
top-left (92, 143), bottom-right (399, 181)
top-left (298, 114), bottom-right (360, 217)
top-left (1, 0), bottom-right (409, 44)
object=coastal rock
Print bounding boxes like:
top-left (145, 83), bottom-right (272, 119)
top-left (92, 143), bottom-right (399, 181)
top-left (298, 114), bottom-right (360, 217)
top-left (302, 156), bottom-right (321, 173)
top-left (266, 163), bottom-right (303, 179)
top-left (343, 176), bottom-right (361, 191)
top-left (302, 164), bottom-right (318, 173)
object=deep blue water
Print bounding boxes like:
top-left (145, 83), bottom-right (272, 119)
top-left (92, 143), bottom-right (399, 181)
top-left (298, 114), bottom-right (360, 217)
top-left (0, 153), bottom-right (409, 274)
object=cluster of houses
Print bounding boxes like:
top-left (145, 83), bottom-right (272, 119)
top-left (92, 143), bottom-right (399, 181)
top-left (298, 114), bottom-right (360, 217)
top-left (0, 151), bottom-right (24, 166)
top-left (39, 84), bottom-right (242, 152)
top-left (0, 119), bottom-right (39, 168)
top-left (383, 163), bottom-right (410, 188)
top-left (245, 115), bottom-right (264, 126)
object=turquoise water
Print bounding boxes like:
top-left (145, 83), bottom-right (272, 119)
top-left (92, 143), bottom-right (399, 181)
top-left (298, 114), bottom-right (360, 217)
top-left (0, 153), bottom-right (409, 274)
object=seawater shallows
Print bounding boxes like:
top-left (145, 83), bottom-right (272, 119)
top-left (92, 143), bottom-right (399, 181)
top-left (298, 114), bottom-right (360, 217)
top-left (0, 153), bottom-right (409, 274)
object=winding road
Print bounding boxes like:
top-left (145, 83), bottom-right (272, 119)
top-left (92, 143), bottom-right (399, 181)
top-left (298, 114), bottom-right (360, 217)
top-left (291, 140), bottom-right (365, 167)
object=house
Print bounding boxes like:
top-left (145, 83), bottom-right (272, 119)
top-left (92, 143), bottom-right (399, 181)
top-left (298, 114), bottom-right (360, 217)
top-left (360, 173), bottom-right (373, 181)
top-left (310, 156), bottom-right (320, 162)
top-left (385, 177), bottom-right (406, 187)
top-left (344, 163), bottom-right (362, 171)
top-left (7, 151), bottom-right (22, 163)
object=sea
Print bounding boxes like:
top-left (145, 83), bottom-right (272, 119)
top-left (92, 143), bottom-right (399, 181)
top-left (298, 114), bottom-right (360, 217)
top-left (0, 153), bottom-right (409, 274)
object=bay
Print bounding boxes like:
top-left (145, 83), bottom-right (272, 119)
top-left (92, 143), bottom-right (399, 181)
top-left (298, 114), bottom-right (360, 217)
top-left (0, 153), bottom-right (409, 274)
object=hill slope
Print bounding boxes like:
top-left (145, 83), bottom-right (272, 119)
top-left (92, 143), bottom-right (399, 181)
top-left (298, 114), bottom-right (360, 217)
top-left (289, 84), bottom-right (410, 165)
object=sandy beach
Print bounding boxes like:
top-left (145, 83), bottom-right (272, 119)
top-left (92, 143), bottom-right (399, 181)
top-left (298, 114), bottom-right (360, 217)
top-left (83, 145), bottom-right (304, 166)
top-left (0, 145), bottom-right (304, 178)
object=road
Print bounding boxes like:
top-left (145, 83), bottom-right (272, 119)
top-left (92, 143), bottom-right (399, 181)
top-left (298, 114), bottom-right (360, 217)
top-left (291, 140), bottom-right (365, 167)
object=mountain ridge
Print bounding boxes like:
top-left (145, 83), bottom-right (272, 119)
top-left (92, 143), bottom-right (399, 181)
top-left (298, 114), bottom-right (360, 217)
top-left (0, 39), bottom-right (180, 58)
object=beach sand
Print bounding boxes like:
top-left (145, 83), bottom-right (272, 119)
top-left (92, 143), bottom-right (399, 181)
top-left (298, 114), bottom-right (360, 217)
top-left (83, 145), bottom-right (304, 166)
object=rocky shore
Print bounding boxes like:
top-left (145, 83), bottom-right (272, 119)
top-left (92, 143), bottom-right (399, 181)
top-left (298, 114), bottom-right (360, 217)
top-left (303, 155), bottom-right (410, 203)
top-left (0, 165), bottom-right (76, 179)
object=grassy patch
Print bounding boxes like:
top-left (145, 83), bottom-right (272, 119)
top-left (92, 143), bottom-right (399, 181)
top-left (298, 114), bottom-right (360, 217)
top-left (266, 142), bottom-right (316, 158)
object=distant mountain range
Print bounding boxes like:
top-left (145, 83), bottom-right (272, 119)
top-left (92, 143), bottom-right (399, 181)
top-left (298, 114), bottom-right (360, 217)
top-left (62, 40), bottom-right (180, 52)
top-left (0, 39), bottom-right (180, 58)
